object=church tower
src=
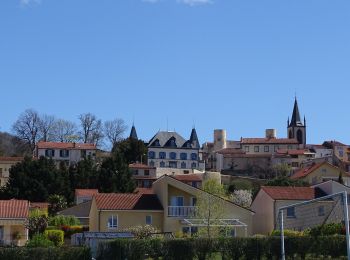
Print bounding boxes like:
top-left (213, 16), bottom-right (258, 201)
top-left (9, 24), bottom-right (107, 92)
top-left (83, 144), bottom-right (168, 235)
top-left (287, 97), bottom-right (306, 146)
top-left (129, 124), bottom-right (138, 140)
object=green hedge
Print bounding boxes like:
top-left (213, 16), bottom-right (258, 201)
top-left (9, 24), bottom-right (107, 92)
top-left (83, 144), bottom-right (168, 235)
top-left (96, 236), bottom-right (348, 260)
top-left (0, 247), bottom-right (91, 260)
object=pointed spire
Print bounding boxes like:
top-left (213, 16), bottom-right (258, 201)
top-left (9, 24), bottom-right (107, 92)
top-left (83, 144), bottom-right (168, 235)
top-left (304, 115), bottom-right (306, 127)
top-left (129, 124), bottom-right (138, 140)
top-left (189, 128), bottom-right (200, 149)
top-left (290, 97), bottom-right (303, 127)
top-left (287, 117), bottom-right (290, 127)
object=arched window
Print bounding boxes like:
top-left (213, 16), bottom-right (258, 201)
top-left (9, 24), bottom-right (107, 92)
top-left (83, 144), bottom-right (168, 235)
top-left (148, 151), bottom-right (155, 159)
top-left (297, 129), bottom-right (303, 144)
top-left (180, 153), bottom-right (187, 160)
top-left (191, 153), bottom-right (197, 160)
top-left (170, 152), bottom-right (177, 160)
top-left (160, 161), bottom-right (165, 168)
top-left (159, 152), bottom-right (166, 159)
top-left (181, 162), bottom-right (186, 169)
top-left (191, 162), bottom-right (197, 169)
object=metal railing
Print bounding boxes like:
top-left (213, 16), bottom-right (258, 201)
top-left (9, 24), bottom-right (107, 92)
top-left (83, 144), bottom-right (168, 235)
top-left (168, 206), bottom-right (197, 217)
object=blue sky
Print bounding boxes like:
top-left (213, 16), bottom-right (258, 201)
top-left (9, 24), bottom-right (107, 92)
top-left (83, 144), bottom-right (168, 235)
top-left (1, 0), bottom-right (349, 144)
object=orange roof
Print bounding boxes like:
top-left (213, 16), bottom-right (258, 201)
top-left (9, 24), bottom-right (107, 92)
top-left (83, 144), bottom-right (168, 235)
top-left (261, 186), bottom-right (317, 200)
top-left (37, 142), bottom-right (96, 150)
top-left (0, 157), bottom-right (24, 162)
top-left (94, 193), bottom-right (163, 210)
top-left (129, 163), bottom-right (155, 170)
top-left (241, 138), bottom-right (299, 144)
top-left (174, 174), bottom-right (202, 182)
top-left (217, 148), bottom-right (245, 155)
top-left (0, 200), bottom-right (29, 219)
top-left (223, 153), bottom-right (271, 158)
top-left (290, 162), bottom-right (344, 180)
top-left (75, 189), bottom-right (99, 197)
top-left (276, 149), bottom-right (311, 156)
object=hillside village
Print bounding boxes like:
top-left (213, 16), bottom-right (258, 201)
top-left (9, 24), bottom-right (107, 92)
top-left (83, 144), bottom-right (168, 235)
top-left (0, 98), bottom-right (349, 256)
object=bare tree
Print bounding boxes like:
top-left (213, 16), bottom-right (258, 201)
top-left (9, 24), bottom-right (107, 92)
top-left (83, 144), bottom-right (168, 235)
top-left (12, 109), bottom-right (41, 151)
top-left (38, 114), bottom-right (56, 142)
top-left (52, 119), bottom-right (78, 142)
top-left (104, 118), bottom-right (127, 148)
top-left (78, 113), bottom-right (103, 145)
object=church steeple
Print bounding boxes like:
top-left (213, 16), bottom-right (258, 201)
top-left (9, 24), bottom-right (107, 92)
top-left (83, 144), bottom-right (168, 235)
top-left (289, 97), bottom-right (303, 127)
top-left (287, 97), bottom-right (306, 146)
top-left (129, 124), bottom-right (138, 140)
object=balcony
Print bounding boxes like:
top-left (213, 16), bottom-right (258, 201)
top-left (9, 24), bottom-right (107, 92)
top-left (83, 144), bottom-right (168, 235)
top-left (168, 206), bottom-right (197, 217)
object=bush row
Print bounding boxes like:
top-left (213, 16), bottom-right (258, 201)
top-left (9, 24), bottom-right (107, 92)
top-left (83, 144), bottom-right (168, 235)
top-left (0, 246), bottom-right (91, 260)
top-left (96, 236), bottom-right (347, 260)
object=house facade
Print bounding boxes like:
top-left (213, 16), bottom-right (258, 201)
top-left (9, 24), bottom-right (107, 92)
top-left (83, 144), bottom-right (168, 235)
top-left (147, 129), bottom-right (204, 170)
top-left (35, 141), bottom-right (97, 166)
top-left (0, 200), bottom-right (29, 246)
top-left (0, 157), bottom-right (23, 186)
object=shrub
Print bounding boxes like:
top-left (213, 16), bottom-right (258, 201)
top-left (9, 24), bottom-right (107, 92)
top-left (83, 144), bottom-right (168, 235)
top-left (306, 223), bottom-right (344, 236)
top-left (61, 225), bottom-right (87, 238)
top-left (44, 230), bottom-right (64, 246)
top-left (270, 229), bottom-right (304, 237)
top-left (26, 233), bottom-right (54, 247)
top-left (49, 215), bottom-right (80, 227)
top-left (125, 225), bottom-right (159, 239)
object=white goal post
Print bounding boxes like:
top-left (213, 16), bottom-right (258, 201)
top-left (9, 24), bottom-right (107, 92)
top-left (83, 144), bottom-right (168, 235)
top-left (277, 191), bottom-right (350, 260)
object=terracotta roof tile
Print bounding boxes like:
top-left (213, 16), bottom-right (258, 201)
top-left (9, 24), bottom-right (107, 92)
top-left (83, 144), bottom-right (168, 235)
top-left (37, 142), bottom-right (96, 150)
top-left (276, 149), bottom-right (312, 156)
top-left (0, 157), bottom-right (24, 162)
top-left (0, 200), bottom-right (29, 219)
top-left (95, 193), bottom-right (163, 210)
top-left (241, 138), bottom-right (299, 144)
top-left (75, 189), bottom-right (99, 197)
top-left (217, 148), bottom-right (245, 155)
top-left (129, 163), bottom-right (156, 170)
top-left (261, 186), bottom-right (318, 200)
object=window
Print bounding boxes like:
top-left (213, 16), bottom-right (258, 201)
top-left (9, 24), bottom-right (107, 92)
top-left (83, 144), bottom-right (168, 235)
top-left (108, 215), bottom-right (118, 229)
top-left (264, 146), bottom-right (269, 152)
top-left (191, 162), bottom-right (197, 169)
top-left (170, 196), bottom-right (184, 206)
top-left (254, 146), bottom-right (259, 153)
top-left (159, 152), bottom-right (166, 159)
top-left (180, 153), bottom-right (187, 160)
top-left (287, 145), bottom-right (292, 149)
top-left (144, 170), bottom-right (150, 176)
top-left (339, 150), bottom-right (344, 157)
top-left (244, 146), bottom-right (249, 152)
top-left (287, 207), bottom-right (296, 218)
top-left (318, 206), bottom-right (325, 216)
top-left (148, 151), bottom-right (155, 159)
top-left (192, 182), bottom-right (198, 188)
top-left (170, 152), bottom-right (177, 160)
top-left (181, 162), bottom-right (186, 169)
top-left (146, 215), bottom-right (152, 225)
top-left (322, 168), bottom-right (327, 173)
top-left (160, 161), bottom-right (165, 168)
top-left (45, 149), bottom-right (55, 157)
top-left (191, 153), bottom-right (197, 160)
top-left (274, 146), bottom-right (279, 152)
top-left (81, 150), bottom-right (87, 158)
top-left (149, 161), bottom-right (155, 167)
top-left (169, 161), bottom-right (177, 168)
top-left (59, 149), bottom-right (69, 158)
top-left (191, 197), bottom-right (197, 206)
top-left (134, 170), bottom-right (139, 175)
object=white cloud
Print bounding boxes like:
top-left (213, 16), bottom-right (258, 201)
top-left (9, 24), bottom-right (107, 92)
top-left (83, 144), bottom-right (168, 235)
top-left (20, 0), bottom-right (41, 6)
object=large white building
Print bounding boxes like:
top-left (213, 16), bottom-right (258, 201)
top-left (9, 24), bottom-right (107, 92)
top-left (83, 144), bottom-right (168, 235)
top-left (147, 129), bottom-right (204, 170)
top-left (35, 141), bottom-right (97, 166)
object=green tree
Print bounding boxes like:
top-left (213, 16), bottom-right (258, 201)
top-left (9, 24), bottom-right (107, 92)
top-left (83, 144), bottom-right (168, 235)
top-left (97, 150), bottom-right (136, 193)
top-left (113, 138), bottom-right (147, 164)
top-left (196, 179), bottom-right (226, 238)
top-left (48, 195), bottom-right (67, 216)
top-left (25, 210), bottom-right (49, 238)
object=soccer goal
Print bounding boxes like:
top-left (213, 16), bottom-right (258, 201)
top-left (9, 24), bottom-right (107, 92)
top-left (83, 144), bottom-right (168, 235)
top-left (277, 191), bottom-right (350, 260)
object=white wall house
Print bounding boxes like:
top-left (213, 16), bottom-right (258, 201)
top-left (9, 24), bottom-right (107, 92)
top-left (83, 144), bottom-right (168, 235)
top-left (35, 141), bottom-right (97, 166)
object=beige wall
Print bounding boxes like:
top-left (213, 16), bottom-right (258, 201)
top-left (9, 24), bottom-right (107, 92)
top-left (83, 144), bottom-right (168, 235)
top-left (0, 161), bottom-right (20, 186)
top-left (89, 199), bottom-right (163, 232)
top-left (242, 144), bottom-right (299, 155)
top-left (0, 220), bottom-right (28, 246)
top-left (251, 190), bottom-right (275, 235)
top-left (302, 164), bottom-right (345, 185)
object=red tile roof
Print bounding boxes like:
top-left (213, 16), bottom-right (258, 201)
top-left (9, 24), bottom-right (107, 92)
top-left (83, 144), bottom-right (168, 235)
top-left (132, 176), bottom-right (157, 180)
top-left (174, 174), bottom-right (202, 182)
top-left (261, 186), bottom-right (316, 200)
top-left (0, 200), bottom-right (29, 219)
top-left (95, 193), bottom-right (163, 210)
top-left (75, 189), bottom-right (99, 197)
top-left (223, 153), bottom-right (271, 158)
top-left (217, 148), bottom-right (245, 155)
top-left (241, 138), bottom-right (299, 144)
top-left (291, 162), bottom-right (346, 180)
top-left (37, 142), bottom-right (96, 150)
top-left (276, 149), bottom-right (311, 156)
top-left (129, 163), bottom-right (155, 170)
top-left (0, 157), bottom-right (24, 162)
